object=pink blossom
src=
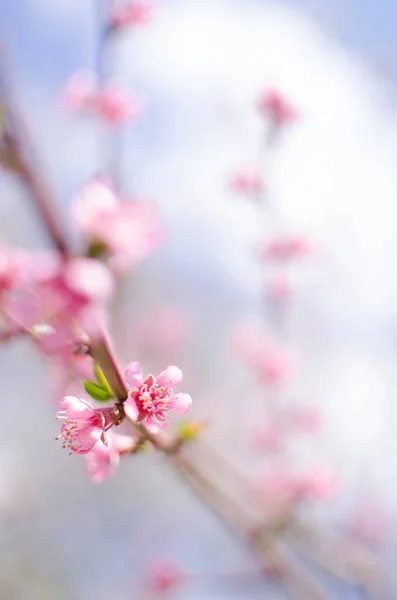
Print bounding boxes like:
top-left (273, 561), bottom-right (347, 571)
top-left (0, 245), bottom-right (26, 293)
top-left (64, 72), bottom-right (139, 126)
top-left (229, 170), bottom-right (263, 196)
top-left (4, 254), bottom-right (113, 356)
top-left (85, 432), bottom-right (136, 483)
top-left (255, 423), bottom-right (284, 452)
top-left (266, 274), bottom-right (292, 303)
top-left (96, 85), bottom-right (140, 125)
top-left (258, 236), bottom-right (312, 262)
top-left (296, 468), bottom-right (338, 500)
top-left (108, 1), bottom-right (152, 30)
top-left (124, 362), bottom-right (192, 432)
top-left (138, 307), bottom-right (188, 350)
top-left (146, 559), bottom-right (183, 594)
top-left (290, 406), bottom-right (321, 433)
top-left (257, 88), bottom-right (299, 126)
top-left (233, 320), bottom-right (291, 384)
top-left (72, 179), bottom-right (162, 269)
top-left (56, 396), bottom-right (116, 455)
top-left (254, 468), bottom-right (298, 515)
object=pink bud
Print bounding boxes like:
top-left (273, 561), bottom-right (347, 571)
top-left (257, 88), bottom-right (299, 126)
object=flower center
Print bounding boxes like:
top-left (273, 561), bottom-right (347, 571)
top-left (135, 382), bottom-right (171, 416)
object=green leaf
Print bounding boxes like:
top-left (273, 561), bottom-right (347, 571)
top-left (84, 381), bottom-right (114, 402)
top-left (93, 362), bottom-right (113, 395)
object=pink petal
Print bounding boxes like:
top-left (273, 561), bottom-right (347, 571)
top-left (64, 258), bottom-right (114, 303)
top-left (157, 365), bottom-right (183, 387)
top-left (172, 393), bottom-right (192, 415)
top-left (145, 418), bottom-right (168, 433)
top-left (125, 361), bottom-right (143, 389)
top-left (124, 397), bottom-right (140, 422)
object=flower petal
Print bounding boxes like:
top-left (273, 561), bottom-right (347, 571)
top-left (125, 361), bottom-right (143, 389)
top-left (172, 393), bottom-right (192, 415)
top-left (145, 418), bottom-right (168, 434)
top-left (124, 397), bottom-right (140, 422)
top-left (157, 365), bottom-right (183, 387)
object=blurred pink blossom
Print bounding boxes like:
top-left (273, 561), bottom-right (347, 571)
top-left (255, 423), bottom-right (284, 452)
top-left (257, 88), bottom-right (299, 127)
top-left (124, 362), bottom-right (192, 432)
top-left (146, 559), bottom-right (183, 594)
top-left (233, 320), bottom-right (291, 385)
top-left (229, 169), bottom-right (263, 196)
top-left (296, 468), bottom-right (338, 500)
top-left (266, 274), bottom-right (292, 303)
top-left (108, 1), bottom-right (152, 30)
top-left (258, 235), bottom-right (312, 262)
top-left (289, 406), bottom-right (321, 433)
top-left (56, 396), bottom-right (116, 455)
top-left (64, 71), bottom-right (140, 126)
top-left (0, 244), bottom-right (26, 293)
top-left (4, 253), bottom-right (113, 355)
top-left (72, 179), bottom-right (162, 270)
top-left (138, 306), bottom-right (188, 350)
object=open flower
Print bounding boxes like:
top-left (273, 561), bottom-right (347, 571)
top-left (56, 396), bottom-right (116, 454)
top-left (85, 432), bottom-right (136, 483)
top-left (124, 362), bottom-right (192, 432)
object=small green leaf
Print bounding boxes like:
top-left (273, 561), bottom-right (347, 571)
top-left (84, 381), bottom-right (114, 402)
top-left (93, 362), bottom-right (113, 395)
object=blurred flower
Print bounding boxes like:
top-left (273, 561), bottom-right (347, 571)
top-left (0, 244), bottom-right (26, 293)
top-left (258, 235), bottom-right (312, 262)
top-left (233, 320), bottom-right (291, 385)
top-left (257, 88), bottom-right (299, 127)
top-left (138, 306), bottom-right (188, 350)
top-left (72, 179), bottom-right (162, 271)
top-left (56, 396), bottom-right (117, 455)
top-left (64, 71), bottom-right (140, 126)
top-left (124, 363), bottom-right (192, 432)
top-left (265, 274), bottom-right (292, 303)
top-left (255, 423), bottom-right (284, 452)
top-left (296, 467), bottom-right (338, 500)
top-left (229, 169), bottom-right (263, 197)
top-left (3, 253), bottom-right (113, 355)
top-left (146, 559), bottom-right (183, 594)
top-left (108, 0), bottom-right (153, 30)
top-left (85, 432), bottom-right (136, 483)
top-left (289, 406), bottom-right (321, 433)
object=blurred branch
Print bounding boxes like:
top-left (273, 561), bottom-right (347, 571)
top-left (0, 37), bottom-right (70, 257)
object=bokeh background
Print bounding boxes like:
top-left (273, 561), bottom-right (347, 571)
top-left (1, 0), bottom-right (397, 598)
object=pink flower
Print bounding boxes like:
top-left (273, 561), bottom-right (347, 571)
top-left (108, 1), bottom-right (152, 30)
top-left (124, 363), bottom-right (192, 432)
top-left (296, 468), bottom-right (338, 500)
top-left (146, 559), bottom-right (183, 594)
top-left (96, 85), bottom-right (140, 126)
top-left (257, 88), bottom-right (299, 126)
top-left (85, 432), bottom-right (136, 483)
top-left (266, 274), bottom-right (292, 303)
top-left (233, 320), bottom-right (291, 384)
top-left (138, 307), bottom-right (188, 350)
top-left (4, 254), bottom-right (113, 356)
top-left (0, 245), bottom-right (26, 293)
top-left (258, 236), bottom-right (312, 262)
top-left (229, 170), bottom-right (263, 196)
top-left (72, 179), bottom-right (162, 269)
top-left (64, 72), bottom-right (139, 126)
top-left (255, 423), bottom-right (284, 452)
top-left (290, 406), bottom-right (321, 433)
top-left (56, 396), bottom-right (117, 455)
